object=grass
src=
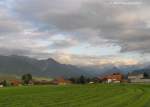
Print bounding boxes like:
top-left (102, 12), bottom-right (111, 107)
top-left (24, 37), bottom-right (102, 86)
top-left (0, 84), bottom-right (150, 107)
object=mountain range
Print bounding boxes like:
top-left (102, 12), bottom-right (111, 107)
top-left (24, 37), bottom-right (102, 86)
top-left (0, 55), bottom-right (90, 78)
top-left (0, 55), bottom-right (149, 78)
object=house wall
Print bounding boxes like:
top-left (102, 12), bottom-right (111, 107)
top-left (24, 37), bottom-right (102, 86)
top-left (130, 79), bottom-right (150, 83)
top-left (128, 74), bottom-right (144, 80)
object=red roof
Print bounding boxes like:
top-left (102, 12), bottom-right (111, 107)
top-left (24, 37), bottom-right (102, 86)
top-left (11, 80), bottom-right (21, 86)
top-left (103, 73), bottom-right (123, 81)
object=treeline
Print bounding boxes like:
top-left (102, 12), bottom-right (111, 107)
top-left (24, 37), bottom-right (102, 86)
top-left (68, 75), bottom-right (101, 84)
top-left (0, 74), bottom-right (101, 87)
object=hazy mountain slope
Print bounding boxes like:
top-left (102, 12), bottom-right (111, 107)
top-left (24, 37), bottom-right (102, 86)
top-left (80, 65), bottom-right (122, 76)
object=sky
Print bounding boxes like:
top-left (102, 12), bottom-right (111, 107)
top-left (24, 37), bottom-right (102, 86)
top-left (0, 0), bottom-right (150, 66)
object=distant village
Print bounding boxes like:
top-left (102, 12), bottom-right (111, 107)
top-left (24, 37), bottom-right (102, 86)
top-left (0, 72), bottom-right (150, 88)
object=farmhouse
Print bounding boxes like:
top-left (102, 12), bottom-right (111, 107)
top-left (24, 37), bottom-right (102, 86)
top-left (11, 80), bottom-right (22, 86)
top-left (51, 77), bottom-right (72, 85)
top-left (102, 73), bottom-right (124, 83)
top-left (128, 73), bottom-right (150, 83)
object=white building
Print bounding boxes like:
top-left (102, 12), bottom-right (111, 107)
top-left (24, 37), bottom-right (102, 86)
top-left (128, 73), bottom-right (144, 80)
top-left (128, 73), bottom-right (150, 83)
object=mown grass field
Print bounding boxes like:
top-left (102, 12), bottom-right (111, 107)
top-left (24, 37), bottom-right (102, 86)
top-left (0, 84), bottom-right (150, 107)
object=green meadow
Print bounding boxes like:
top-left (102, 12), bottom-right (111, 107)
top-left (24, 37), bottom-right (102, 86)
top-left (0, 84), bottom-right (150, 107)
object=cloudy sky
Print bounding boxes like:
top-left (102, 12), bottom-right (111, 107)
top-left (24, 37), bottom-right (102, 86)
top-left (0, 0), bottom-right (150, 66)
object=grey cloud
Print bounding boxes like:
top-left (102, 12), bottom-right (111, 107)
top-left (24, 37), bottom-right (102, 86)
top-left (1, 0), bottom-right (150, 57)
top-left (50, 40), bottom-right (76, 49)
top-left (0, 20), bottom-right (22, 35)
top-left (0, 47), bottom-right (31, 56)
top-left (0, 47), bottom-right (54, 59)
top-left (0, 7), bottom-right (22, 35)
